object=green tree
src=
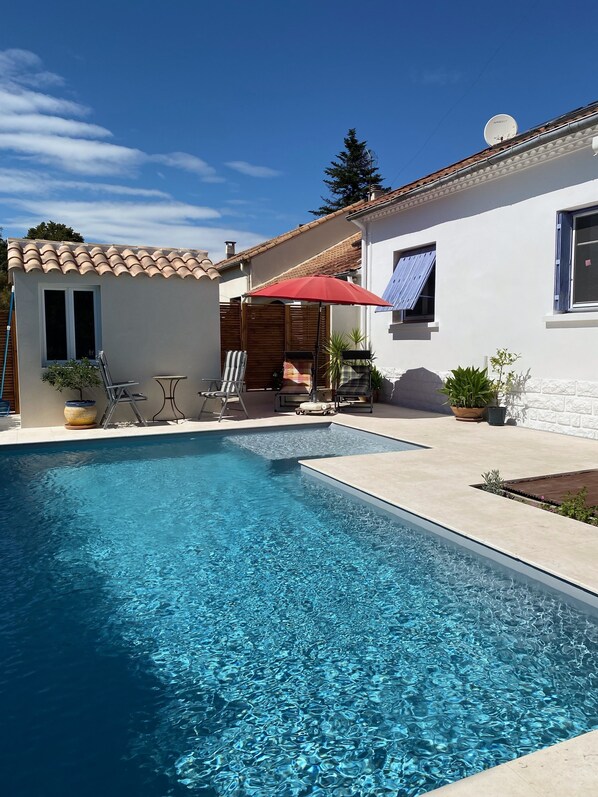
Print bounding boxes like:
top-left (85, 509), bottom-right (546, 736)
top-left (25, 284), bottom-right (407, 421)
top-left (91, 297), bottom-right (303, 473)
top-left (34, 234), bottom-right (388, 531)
top-left (26, 220), bottom-right (84, 242)
top-left (310, 128), bottom-right (387, 216)
top-left (0, 221), bottom-right (84, 309)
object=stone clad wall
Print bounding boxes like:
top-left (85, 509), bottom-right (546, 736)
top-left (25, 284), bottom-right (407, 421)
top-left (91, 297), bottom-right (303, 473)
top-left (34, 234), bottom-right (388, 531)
top-left (520, 378), bottom-right (598, 439)
top-left (380, 367), bottom-right (598, 440)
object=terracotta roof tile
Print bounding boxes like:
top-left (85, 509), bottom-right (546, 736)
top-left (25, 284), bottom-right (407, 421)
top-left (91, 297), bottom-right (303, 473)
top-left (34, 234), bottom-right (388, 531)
top-left (214, 200), bottom-right (366, 270)
top-left (254, 233), bottom-right (361, 289)
top-left (7, 239), bottom-right (219, 280)
top-left (349, 99), bottom-right (598, 219)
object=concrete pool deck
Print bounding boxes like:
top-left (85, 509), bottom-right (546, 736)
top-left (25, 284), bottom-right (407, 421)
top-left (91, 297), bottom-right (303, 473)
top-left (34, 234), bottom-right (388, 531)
top-left (1, 394), bottom-right (597, 795)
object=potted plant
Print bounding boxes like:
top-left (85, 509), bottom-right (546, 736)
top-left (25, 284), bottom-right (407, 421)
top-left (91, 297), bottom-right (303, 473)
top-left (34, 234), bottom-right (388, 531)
top-left (323, 331), bottom-right (350, 395)
top-left (439, 365), bottom-right (494, 422)
top-left (487, 348), bottom-right (521, 426)
top-left (371, 365), bottom-right (383, 402)
top-left (42, 358), bottom-right (101, 428)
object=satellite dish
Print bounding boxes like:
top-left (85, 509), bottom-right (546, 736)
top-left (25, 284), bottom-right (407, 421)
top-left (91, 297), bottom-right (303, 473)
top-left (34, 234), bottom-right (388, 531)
top-left (484, 114), bottom-right (518, 146)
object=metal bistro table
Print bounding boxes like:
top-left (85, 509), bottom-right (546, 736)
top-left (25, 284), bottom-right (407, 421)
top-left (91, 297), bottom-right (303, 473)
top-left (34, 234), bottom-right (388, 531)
top-left (152, 375), bottom-right (187, 422)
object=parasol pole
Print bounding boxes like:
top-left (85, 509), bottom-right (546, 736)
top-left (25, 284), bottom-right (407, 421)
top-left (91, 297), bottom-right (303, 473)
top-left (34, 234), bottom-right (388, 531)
top-left (311, 300), bottom-right (323, 402)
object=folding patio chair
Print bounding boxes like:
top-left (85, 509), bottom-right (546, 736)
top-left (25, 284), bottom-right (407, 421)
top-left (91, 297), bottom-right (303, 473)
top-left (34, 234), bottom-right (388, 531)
top-left (97, 350), bottom-right (148, 429)
top-left (275, 351), bottom-right (314, 411)
top-left (198, 350), bottom-right (249, 421)
top-left (335, 350), bottom-right (373, 413)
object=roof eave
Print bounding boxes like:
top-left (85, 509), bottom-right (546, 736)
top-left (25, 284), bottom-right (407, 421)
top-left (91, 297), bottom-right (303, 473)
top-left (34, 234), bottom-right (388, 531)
top-left (348, 109), bottom-right (598, 221)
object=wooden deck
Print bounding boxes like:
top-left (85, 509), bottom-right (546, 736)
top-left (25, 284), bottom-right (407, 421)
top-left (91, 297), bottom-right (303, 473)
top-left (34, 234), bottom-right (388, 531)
top-left (504, 469), bottom-right (598, 506)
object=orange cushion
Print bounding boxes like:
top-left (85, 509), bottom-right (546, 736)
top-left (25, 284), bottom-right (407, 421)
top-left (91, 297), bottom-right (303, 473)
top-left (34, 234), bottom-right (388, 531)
top-left (283, 359), bottom-right (312, 388)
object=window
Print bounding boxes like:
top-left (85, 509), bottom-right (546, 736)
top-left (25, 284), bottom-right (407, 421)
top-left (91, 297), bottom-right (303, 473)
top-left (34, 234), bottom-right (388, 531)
top-left (376, 244), bottom-right (436, 322)
top-left (42, 287), bottom-right (100, 363)
top-left (404, 265), bottom-right (435, 322)
top-left (555, 206), bottom-right (598, 311)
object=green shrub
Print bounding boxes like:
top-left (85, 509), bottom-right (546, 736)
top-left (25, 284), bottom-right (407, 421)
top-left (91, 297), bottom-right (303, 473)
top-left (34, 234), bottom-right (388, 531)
top-left (323, 332), bottom-right (349, 389)
top-left (557, 487), bottom-right (598, 525)
top-left (489, 348), bottom-right (521, 405)
top-left (481, 469), bottom-right (505, 495)
top-left (371, 365), bottom-right (383, 391)
top-left (41, 358), bottom-right (101, 401)
top-left (439, 366), bottom-right (494, 408)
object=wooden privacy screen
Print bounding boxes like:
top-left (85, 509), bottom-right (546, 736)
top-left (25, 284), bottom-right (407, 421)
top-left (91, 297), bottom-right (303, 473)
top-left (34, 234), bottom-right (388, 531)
top-left (0, 310), bottom-right (18, 413)
top-left (220, 303), bottom-right (329, 390)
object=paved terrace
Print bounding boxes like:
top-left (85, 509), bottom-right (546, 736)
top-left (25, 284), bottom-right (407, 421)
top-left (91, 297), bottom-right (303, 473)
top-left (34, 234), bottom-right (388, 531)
top-left (1, 393), bottom-right (597, 795)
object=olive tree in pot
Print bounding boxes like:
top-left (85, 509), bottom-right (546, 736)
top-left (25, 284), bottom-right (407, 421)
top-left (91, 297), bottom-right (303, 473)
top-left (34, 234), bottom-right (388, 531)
top-left (487, 348), bottom-right (521, 426)
top-left (439, 366), bottom-right (494, 422)
top-left (41, 358), bottom-right (101, 428)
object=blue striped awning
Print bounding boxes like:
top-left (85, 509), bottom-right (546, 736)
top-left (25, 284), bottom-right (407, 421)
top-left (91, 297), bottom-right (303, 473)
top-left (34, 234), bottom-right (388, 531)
top-left (376, 245), bottom-right (436, 312)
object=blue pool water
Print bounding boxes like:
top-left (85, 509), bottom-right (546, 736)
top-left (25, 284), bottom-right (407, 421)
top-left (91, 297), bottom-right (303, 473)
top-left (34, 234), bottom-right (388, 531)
top-left (1, 426), bottom-right (597, 797)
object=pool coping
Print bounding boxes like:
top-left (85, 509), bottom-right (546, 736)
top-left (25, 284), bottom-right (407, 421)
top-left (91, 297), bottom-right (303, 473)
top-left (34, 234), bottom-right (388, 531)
top-left (2, 405), bottom-right (598, 795)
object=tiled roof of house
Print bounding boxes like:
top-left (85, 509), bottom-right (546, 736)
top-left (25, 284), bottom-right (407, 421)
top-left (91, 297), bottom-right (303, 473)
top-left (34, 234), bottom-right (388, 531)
top-left (214, 200), bottom-right (366, 270)
top-left (254, 233), bottom-right (361, 289)
top-left (7, 239), bottom-right (219, 280)
top-left (348, 99), bottom-right (598, 219)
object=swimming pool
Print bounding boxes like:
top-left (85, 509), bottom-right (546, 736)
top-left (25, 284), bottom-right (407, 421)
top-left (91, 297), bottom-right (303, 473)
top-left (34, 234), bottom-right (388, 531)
top-left (1, 426), bottom-right (597, 796)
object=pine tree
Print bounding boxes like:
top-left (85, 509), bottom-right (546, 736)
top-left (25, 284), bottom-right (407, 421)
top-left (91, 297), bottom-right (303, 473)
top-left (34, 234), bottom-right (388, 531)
top-left (310, 129), bottom-right (386, 217)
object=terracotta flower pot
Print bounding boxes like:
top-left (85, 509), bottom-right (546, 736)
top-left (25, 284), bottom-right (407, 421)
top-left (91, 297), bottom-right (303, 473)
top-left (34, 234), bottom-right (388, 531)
top-left (64, 400), bottom-right (97, 428)
top-left (450, 406), bottom-right (486, 423)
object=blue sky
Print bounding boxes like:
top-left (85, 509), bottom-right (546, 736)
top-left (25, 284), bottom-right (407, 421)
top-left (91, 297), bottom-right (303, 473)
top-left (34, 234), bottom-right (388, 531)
top-left (0, 0), bottom-right (596, 260)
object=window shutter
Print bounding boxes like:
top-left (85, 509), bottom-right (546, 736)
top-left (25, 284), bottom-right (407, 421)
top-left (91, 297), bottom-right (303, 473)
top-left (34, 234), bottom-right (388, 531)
top-left (554, 212), bottom-right (572, 312)
top-left (376, 246), bottom-right (436, 312)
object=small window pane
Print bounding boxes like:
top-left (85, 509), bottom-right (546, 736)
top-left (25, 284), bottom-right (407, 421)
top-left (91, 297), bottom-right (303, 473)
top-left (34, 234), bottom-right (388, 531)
top-left (573, 240), bottom-right (598, 304)
top-left (405, 266), bottom-right (436, 321)
top-left (73, 291), bottom-right (96, 359)
top-left (44, 290), bottom-right (67, 360)
top-left (574, 212), bottom-right (598, 246)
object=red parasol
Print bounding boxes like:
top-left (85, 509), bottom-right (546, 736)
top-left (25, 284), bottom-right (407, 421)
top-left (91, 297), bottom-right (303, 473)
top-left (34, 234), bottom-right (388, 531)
top-left (247, 275), bottom-right (391, 401)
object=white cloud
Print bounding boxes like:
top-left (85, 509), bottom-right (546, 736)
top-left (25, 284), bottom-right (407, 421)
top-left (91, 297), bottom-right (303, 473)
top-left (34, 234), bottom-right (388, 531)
top-left (58, 181), bottom-right (171, 199)
top-left (0, 133), bottom-right (144, 175)
top-left (0, 168), bottom-right (171, 198)
top-left (14, 198), bottom-right (221, 224)
top-left (5, 197), bottom-right (264, 258)
top-left (0, 112), bottom-right (111, 138)
top-left (0, 86), bottom-right (89, 117)
top-left (0, 49), bottom-right (268, 258)
top-left (225, 160), bottom-right (282, 178)
top-left (152, 151), bottom-right (224, 183)
top-left (0, 48), bottom-right (64, 88)
top-left (0, 50), bottom-right (221, 181)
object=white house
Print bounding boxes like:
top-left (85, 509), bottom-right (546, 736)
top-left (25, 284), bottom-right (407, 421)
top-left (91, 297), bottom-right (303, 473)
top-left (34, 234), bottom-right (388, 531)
top-left (8, 239), bottom-right (221, 427)
top-left (349, 100), bottom-right (598, 439)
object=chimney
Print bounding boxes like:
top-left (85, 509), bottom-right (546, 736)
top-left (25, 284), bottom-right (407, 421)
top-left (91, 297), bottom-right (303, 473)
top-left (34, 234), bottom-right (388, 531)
top-left (225, 240), bottom-right (236, 258)
top-left (368, 185), bottom-right (385, 201)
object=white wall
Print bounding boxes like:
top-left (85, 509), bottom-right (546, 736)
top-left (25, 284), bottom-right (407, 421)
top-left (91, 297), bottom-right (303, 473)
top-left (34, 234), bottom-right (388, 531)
top-left (218, 269), bottom-right (248, 302)
top-left (330, 305), bottom-right (363, 340)
top-left (13, 270), bottom-right (220, 427)
top-left (361, 145), bottom-right (598, 437)
top-left (248, 214), bottom-right (357, 289)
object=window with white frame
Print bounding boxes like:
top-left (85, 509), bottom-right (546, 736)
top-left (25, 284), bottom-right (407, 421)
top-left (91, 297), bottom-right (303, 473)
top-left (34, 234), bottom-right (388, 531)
top-left (42, 287), bottom-right (100, 363)
top-left (555, 206), bottom-right (598, 311)
top-left (376, 244), bottom-right (436, 322)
